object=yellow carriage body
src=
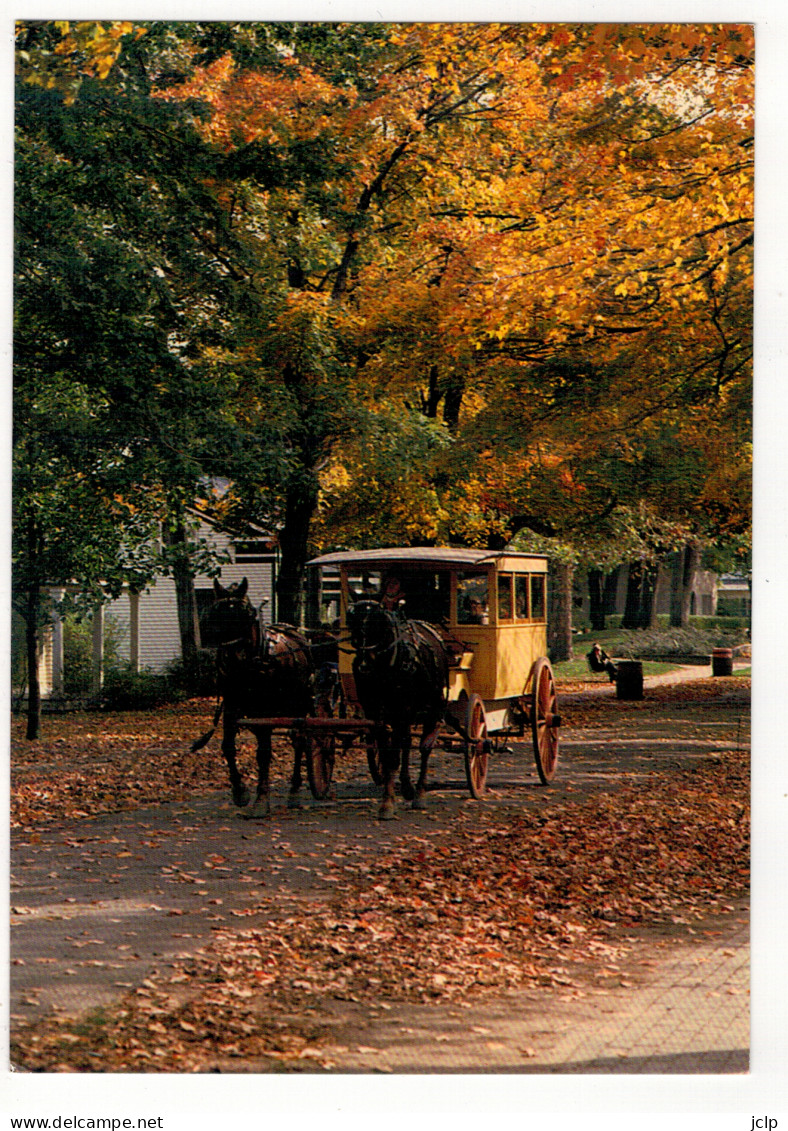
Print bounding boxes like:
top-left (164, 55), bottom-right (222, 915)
top-left (306, 547), bottom-right (548, 724)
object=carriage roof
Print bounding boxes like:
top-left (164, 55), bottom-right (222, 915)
top-left (307, 547), bottom-right (548, 570)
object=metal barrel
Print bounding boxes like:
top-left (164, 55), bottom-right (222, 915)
top-left (616, 659), bottom-right (644, 700)
top-left (712, 647), bottom-right (734, 676)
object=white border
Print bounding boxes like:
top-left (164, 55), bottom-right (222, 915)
top-left (3, 6), bottom-right (785, 1128)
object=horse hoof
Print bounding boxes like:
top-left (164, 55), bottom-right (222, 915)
top-left (400, 780), bottom-right (415, 802)
top-left (232, 786), bottom-right (251, 807)
top-left (412, 794), bottom-right (427, 811)
top-left (240, 799), bottom-right (271, 820)
top-left (287, 794), bottom-right (304, 810)
top-left (378, 802), bottom-right (397, 821)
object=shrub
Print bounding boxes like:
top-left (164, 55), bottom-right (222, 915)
top-left (165, 650), bottom-right (218, 699)
top-left (100, 650), bottom-right (218, 710)
top-left (101, 663), bottom-right (180, 710)
top-left (610, 623), bottom-right (749, 659)
top-left (63, 612), bottom-right (126, 698)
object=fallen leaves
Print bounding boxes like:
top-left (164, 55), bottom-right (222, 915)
top-left (12, 739), bottom-right (749, 1072)
top-left (10, 700), bottom-right (285, 828)
top-left (10, 680), bottom-right (750, 1072)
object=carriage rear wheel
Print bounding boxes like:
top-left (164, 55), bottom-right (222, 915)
top-left (464, 693), bottom-right (490, 799)
top-left (306, 707), bottom-right (335, 800)
top-left (528, 657), bottom-right (560, 784)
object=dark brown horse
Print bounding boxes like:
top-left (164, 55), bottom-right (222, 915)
top-left (195, 578), bottom-right (316, 817)
top-left (346, 599), bottom-right (450, 820)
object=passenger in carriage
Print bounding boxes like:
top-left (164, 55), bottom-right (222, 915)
top-left (461, 595), bottom-right (487, 625)
top-left (379, 574), bottom-right (406, 617)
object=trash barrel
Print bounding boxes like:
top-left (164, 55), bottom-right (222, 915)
top-left (712, 647), bottom-right (734, 676)
top-left (616, 660), bottom-right (643, 700)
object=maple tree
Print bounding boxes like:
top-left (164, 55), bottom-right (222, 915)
top-left (15, 21), bottom-right (752, 641)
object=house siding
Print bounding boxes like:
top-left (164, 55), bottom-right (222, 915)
top-left (107, 522), bottom-right (276, 672)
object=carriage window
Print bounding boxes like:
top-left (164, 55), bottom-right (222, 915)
top-left (346, 569), bottom-right (450, 624)
top-left (497, 574), bottom-right (513, 621)
top-left (347, 571), bottom-right (383, 601)
top-left (399, 570), bottom-right (451, 623)
top-left (457, 573), bottom-right (489, 624)
top-left (530, 574), bottom-right (546, 621)
top-left (515, 574), bottom-right (530, 620)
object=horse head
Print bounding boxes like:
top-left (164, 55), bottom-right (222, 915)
top-left (346, 599), bottom-right (399, 670)
top-left (200, 577), bottom-right (258, 650)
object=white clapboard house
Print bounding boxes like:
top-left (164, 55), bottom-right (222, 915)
top-left (27, 515), bottom-right (277, 701)
top-left (105, 516), bottom-right (277, 674)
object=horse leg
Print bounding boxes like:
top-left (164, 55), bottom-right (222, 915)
top-left (399, 724), bottom-right (415, 801)
top-left (412, 716), bottom-right (441, 810)
top-left (222, 711), bottom-right (250, 807)
top-left (243, 727), bottom-right (272, 819)
top-left (287, 732), bottom-right (305, 810)
top-left (378, 724), bottom-right (399, 821)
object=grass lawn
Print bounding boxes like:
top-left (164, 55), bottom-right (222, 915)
top-left (553, 655), bottom-right (681, 684)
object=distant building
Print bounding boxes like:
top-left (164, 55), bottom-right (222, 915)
top-left (574, 563), bottom-right (743, 624)
top-left (716, 573), bottom-right (751, 618)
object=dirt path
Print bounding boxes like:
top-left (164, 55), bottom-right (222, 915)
top-left (10, 679), bottom-right (750, 1072)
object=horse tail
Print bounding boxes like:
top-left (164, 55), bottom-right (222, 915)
top-left (191, 699), bottom-right (224, 753)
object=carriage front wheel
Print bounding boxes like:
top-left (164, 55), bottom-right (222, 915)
top-left (464, 693), bottom-right (490, 799)
top-left (528, 657), bottom-right (560, 784)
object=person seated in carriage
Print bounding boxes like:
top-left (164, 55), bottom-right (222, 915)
top-left (379, 573), bottom-right (406, 617)
top-left (463, 596), bottom-right (487, 624)
top-left (587, 642), bottom-right (617, 682)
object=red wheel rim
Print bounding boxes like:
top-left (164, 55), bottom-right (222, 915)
top-left (465, 694), bottom-right (488, 798)
top-left (307, 734), bottom-right (335, 799)
top-left (531, 660), bottom-right (559, 783)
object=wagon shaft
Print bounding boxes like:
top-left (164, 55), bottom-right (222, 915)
top-left (238, 716), bottom-right (374, 732)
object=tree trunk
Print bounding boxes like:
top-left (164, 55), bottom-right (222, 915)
top-left (442, 375), bottom-right (464, 432)
top-left (650, 564), bottom-right (666, 628)
top-left (164, 509), bottom-right (200, 662)
top-left (588, 569), bottom-right (606, 632)
top-left (25, 584), bottom-right (41, 740)
top-left (422, 364), bottom-right (441, 418)
top-left (276, 483), bottom-right (319, 626)
top-left (603, 567), bottom-right (620, 614)
top-left (548, 560), bottom-right (574, 662)
top-left (669, 543), bottom-right (700, 628)
top-left (622, 560), bottom-right (658, 629)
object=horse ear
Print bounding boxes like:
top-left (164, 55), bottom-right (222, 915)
top-left (214, 578), bottom-right (225, 599)
top-left (237, 577), bottom-right (248, 599)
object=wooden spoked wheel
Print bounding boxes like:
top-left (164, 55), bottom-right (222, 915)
top-left (529, 657), bottom-right (560, 784)
top-left (306, 706), bottom-right (335, 800)
top-left (464, 692), bottom-right (489, 799)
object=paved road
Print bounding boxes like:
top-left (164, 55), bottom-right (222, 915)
top-left (10, 674), bottom-right (750, 1072)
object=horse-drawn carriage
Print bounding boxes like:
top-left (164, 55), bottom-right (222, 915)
top-left (197, 547), bottom-right (560, 820)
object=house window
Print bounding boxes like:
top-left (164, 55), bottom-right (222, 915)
top-left (234, 540), bottom-right (275, 563)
